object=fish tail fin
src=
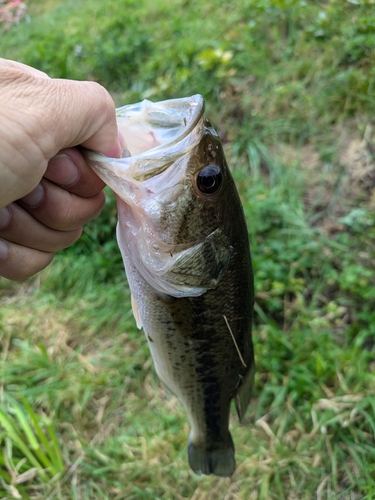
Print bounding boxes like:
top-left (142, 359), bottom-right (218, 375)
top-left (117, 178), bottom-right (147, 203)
top-left (188, 433), bottom-right (236, 477)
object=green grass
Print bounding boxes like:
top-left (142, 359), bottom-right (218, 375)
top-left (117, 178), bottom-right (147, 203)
top-left (1, 0), bottom-right (375, 498)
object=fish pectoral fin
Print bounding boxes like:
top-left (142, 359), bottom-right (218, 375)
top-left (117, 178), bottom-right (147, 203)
top-left (165, 229), bottom-right (232, 290)
top-left (234, 362), bottom-right (255, 421)
top-left (131, 293), bottom-right (143, 329)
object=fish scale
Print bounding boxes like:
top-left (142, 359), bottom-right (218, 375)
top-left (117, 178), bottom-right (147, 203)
top-left (86, 94), bottom-right (254, 477)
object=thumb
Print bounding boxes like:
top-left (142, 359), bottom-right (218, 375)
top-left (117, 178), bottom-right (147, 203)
top-left (46, 79), bottom-right (122, 158)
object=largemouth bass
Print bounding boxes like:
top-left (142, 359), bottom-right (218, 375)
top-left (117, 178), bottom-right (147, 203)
top-left (86, 95), bottom-right (254, 477)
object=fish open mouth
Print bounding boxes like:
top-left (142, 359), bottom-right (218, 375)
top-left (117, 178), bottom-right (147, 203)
top-left (85, 94), bottom-right (205, 188)
top-left (116, 94), bottom-right (205, 156)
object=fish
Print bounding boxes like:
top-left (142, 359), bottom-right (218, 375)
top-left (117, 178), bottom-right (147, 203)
top-left (86, 95), bottom-right (254, 477)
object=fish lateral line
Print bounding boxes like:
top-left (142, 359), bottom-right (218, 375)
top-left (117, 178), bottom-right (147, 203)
top-left (222, 315), bottom-right (247, 368)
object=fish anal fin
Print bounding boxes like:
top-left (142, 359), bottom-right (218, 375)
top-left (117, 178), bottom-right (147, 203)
top-left (131, 293), bottom-right (143, 329)
top-left (188, 433), bottom-right (235, 478)
top-left (234, 362), bottom-right (255, 421)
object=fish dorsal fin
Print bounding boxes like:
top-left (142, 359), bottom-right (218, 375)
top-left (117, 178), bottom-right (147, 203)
top-left (234, 362), bottom-right (255, 421)
top-left (131, 293), bottom-right (143, 329)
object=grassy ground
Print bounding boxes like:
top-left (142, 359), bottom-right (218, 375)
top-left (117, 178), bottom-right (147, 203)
top-left (1, 0), bottom-right (375, 498)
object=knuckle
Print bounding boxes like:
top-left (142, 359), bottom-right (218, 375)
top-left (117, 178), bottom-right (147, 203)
top-left (86, 81), bottom-right (115, 123)
top-left (61, 227), bottom-right (82, 249)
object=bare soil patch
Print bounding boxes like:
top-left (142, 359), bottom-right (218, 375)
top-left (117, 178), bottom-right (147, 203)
top-left (273, 124), bottom-right (375, 235)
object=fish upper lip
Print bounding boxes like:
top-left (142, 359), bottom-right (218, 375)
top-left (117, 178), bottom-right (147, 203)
top-left (84, 95), bottom-right (206, 201)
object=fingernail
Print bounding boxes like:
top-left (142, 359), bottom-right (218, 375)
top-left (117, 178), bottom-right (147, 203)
top-left (20, 183), bottom-right (44, 207)
top-left (47, 154), bottom-right (80, 186)
top-left (0, 239), bottom-right (8, 261)
top-left (0, 207), bottom-right (10, 230)
top-left (103, 130), bottom-right (126, 158)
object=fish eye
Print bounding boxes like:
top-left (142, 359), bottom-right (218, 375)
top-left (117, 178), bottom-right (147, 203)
top-left (196, 165), bottom-right (222, 195)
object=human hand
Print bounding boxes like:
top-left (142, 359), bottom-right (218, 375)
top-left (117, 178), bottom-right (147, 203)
top-left (0, 58), bottom-right (123, 280)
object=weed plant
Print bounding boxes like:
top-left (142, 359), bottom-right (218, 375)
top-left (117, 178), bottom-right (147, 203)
top-left (1, 0), bottom-right (375, 498)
